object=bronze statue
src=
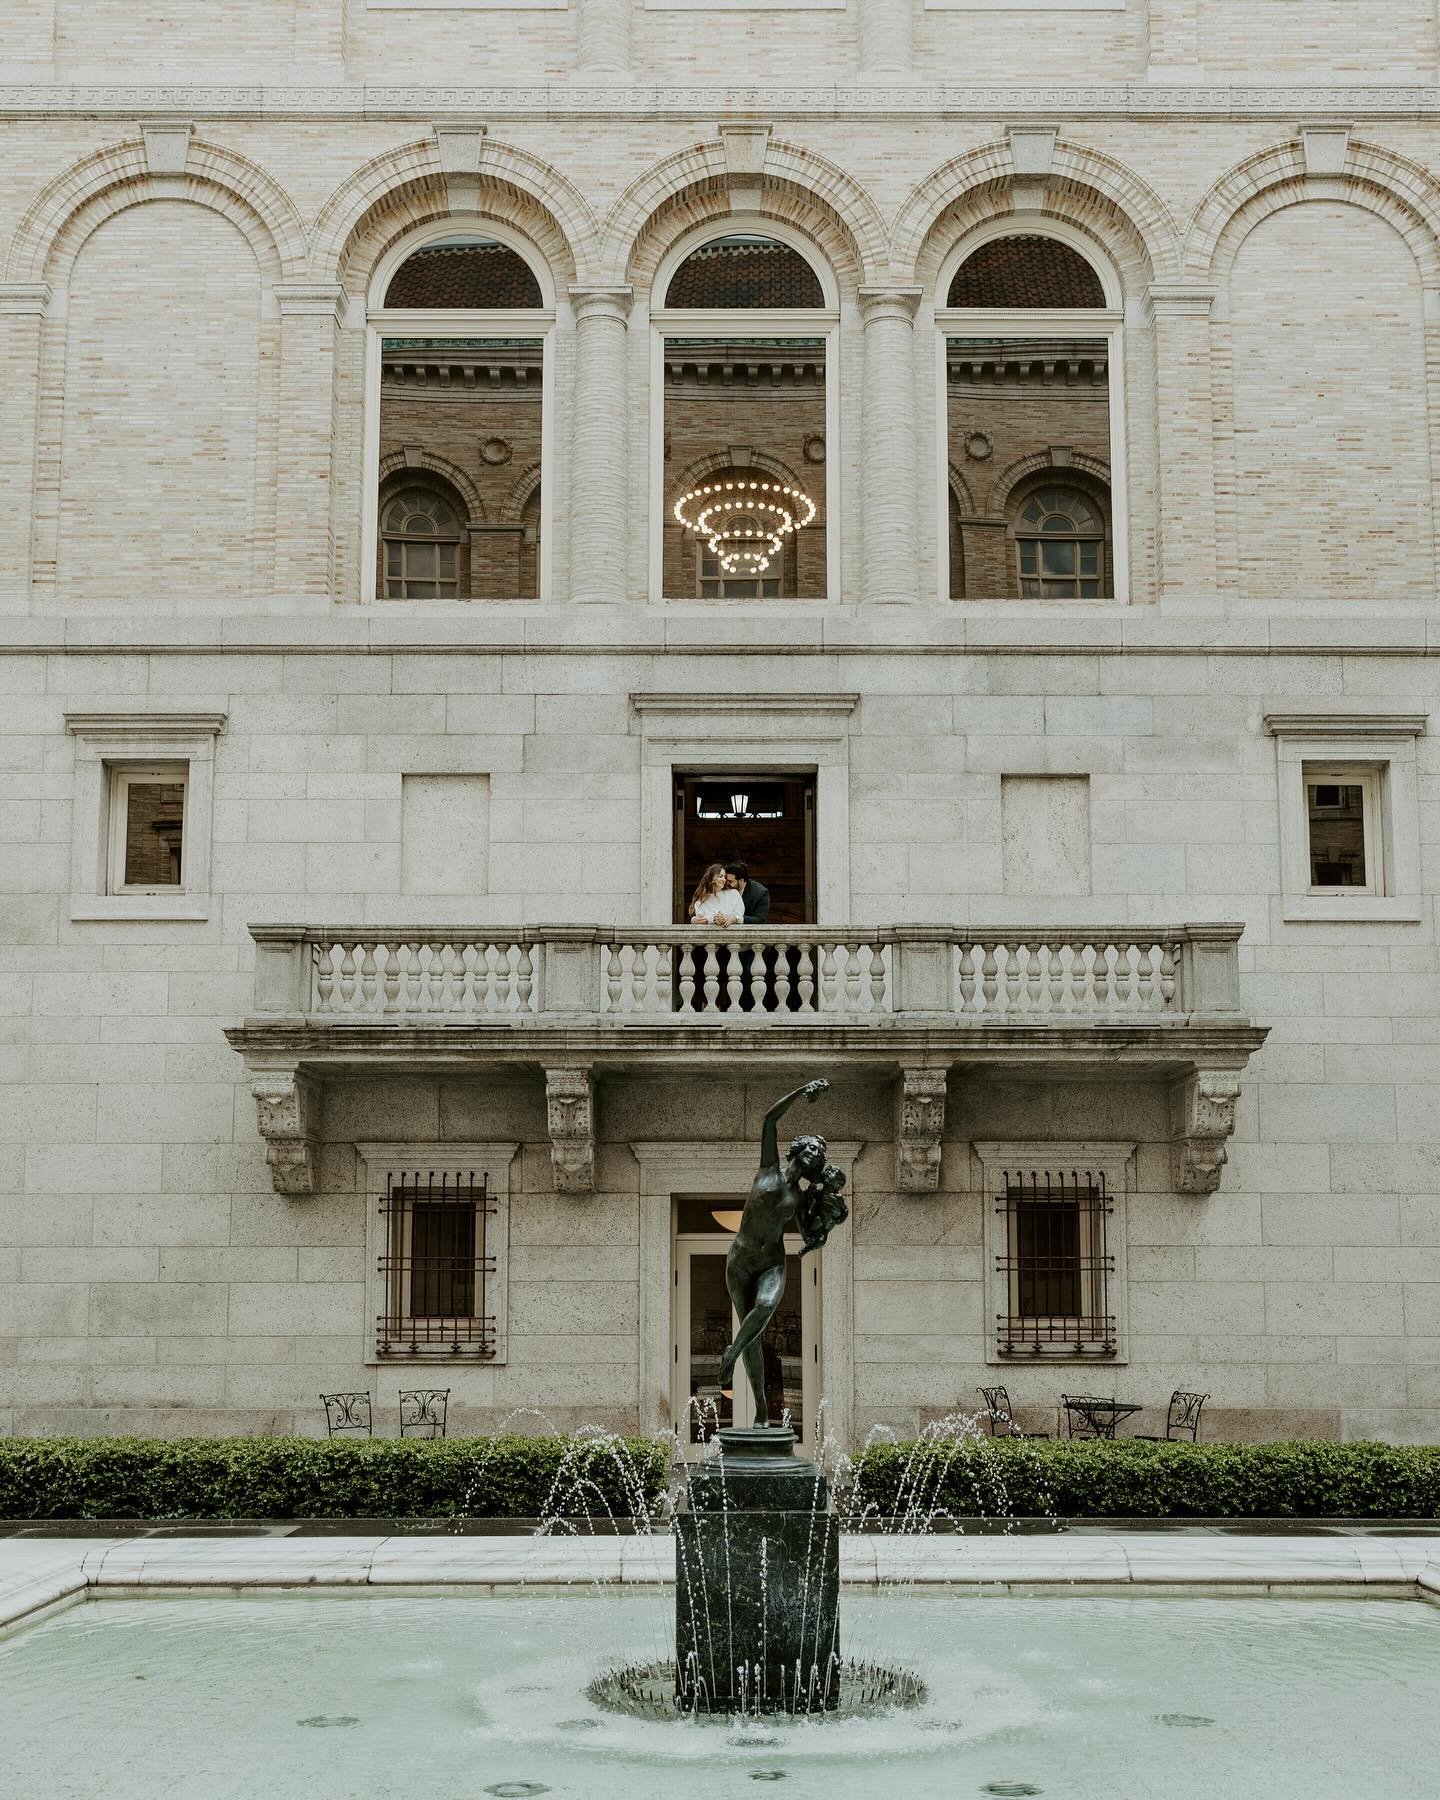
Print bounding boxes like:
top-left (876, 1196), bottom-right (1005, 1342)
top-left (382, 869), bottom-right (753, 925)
top-left (718, 1078), bottom-right (849, 1428)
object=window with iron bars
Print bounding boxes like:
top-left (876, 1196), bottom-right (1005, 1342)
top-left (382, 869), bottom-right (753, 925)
top-left (994, 1169), bottom-right (1115, 1357)
top-left (376, 1170), bottom-right (497, 1358)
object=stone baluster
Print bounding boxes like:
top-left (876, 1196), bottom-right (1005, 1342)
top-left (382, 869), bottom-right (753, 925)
top-left (0, 285), bottom-right (51, 595)
top-left (567, 287), bottom-right (633, 602)
top-left (273, 283), bottom-right (345, 596)
top-left (577, 0), bottom-right (631, 77)
top-left (1147, 284), bottom-right (1220, 598)
top-left (857, 0), bottom-right (914, 78)
top-left (858, 287), bottom-right (922, 603)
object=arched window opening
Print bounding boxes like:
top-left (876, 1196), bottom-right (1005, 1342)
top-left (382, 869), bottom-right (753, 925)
top-left (369, 229), bottom-right (550, 601)
top-left (656, 230), bottom-right (833, 600)
top-left (947, 235), bottom-right (1106, 309)
top-left (384, 237), bottom-right (543, 309)
top-left (380, 484), bottom-right (465, 599)
top-left (1013, 485), bottom-right (1107, 599)
top-left (938, 231), bottom-right (1123, 600)
top-left (664, 235), bottom-right (824, 309)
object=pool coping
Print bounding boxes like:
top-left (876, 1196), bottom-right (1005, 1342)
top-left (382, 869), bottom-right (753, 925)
top-left (3, 1533), bottom-right (1440, 1637)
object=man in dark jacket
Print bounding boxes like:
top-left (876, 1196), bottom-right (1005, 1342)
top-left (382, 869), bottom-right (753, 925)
top-left (725, 861), bottom-right (770, 924)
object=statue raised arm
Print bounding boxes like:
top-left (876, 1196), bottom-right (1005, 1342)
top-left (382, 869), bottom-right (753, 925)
top-left (718, 1077), bottom-right (848, 1434)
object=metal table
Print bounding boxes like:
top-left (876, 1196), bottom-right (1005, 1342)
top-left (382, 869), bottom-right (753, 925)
top-left (1062, 1394), bottom-right (1143, 1440)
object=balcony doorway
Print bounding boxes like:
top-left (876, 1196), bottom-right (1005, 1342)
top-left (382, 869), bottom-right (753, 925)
top-left (672, 773), bottom-right (816, 924)
top-left (672, 1196), bottom-right (820, 1460)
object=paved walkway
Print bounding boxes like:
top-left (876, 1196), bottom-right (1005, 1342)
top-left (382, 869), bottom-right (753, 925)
top-left (3, 1531), bottom-right (1439, 1634)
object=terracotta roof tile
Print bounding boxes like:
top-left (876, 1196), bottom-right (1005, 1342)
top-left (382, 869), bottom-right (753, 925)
top-left (385, 244), bottom-right (543, 309)
top-left (947, 236), bottom-right (1105, 309)
top-left (666, 240), bottom-right (824, 308)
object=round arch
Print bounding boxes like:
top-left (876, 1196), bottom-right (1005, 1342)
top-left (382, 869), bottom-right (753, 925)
top-left (935, 217), bottom-right (1122, 313)
top-left (985, 449), bottom-right (1112, 518)
top-left (6, 137), bottom-right (306, 284)
top-left (499, 461), bottom-right (543, 527)
top-left (377, 449), bottom-right (486, 527)
top-left (367, 216), bottom-right (557, 312)
top-left (663, 446), bottom-right (812, 514)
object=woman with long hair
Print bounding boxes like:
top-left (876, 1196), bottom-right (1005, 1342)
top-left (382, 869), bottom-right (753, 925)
top-left (688, 860), bottom-right (744, 926)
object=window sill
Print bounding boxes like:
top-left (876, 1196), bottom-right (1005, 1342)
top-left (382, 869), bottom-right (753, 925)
top-left (1281, 896), bottom-right (1423, 925)
top-left (70, 894), bottom-right (211, 923)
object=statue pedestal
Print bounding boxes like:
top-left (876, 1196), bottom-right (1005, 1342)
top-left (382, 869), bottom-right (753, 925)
top-left (674, 1424), bottom-right (840, 1713)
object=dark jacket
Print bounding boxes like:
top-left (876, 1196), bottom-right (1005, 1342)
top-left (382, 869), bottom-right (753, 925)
top-left (740, 879), bottom-right (771, 925)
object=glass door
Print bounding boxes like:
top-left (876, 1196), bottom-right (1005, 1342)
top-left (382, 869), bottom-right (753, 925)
top-left (673, 1210), bottom-right (819, 1458)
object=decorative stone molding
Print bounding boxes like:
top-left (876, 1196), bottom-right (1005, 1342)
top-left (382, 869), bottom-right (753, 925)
top-left (1143, 282), bottom-right (1216, 322)
top-left (1299, 123), bottom-right (1352, 177)
top-left (0, 282), bottom-right (51, 316)
top-left (545, 1066), bottom-right (595, 1194)
top-left (1171, 1070), bottom-right (1242, 1195)
top-left (896, 1068), bottom-right (947, 1194)
top-left (140, 121), bottom-right (192, 176)
top-left (272, 280), bottom-right (346, 322)
top-left (1006, 124), bottom-right (1057, 211)
top-left (720, 121), bottom-right (772, 213)
top-left (252, 1070), bottom-right (321, 1196)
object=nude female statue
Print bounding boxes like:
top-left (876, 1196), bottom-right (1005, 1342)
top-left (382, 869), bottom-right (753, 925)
top-left (717, 1078), bottom-right (849, 1430)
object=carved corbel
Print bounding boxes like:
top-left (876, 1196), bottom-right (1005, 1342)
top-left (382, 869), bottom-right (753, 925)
top-left (1172, 1069), bottom-right (1243, 1195)
top-left (545, 1066), bottom-right (595, 1195)
top-left (896, 1067), bottom-right (948, 1194)
top-left (251, 1070), bottom-right (320, 1196)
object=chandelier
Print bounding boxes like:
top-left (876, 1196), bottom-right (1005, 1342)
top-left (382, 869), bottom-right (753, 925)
top-left (673, 477), bottom-right (816, 577)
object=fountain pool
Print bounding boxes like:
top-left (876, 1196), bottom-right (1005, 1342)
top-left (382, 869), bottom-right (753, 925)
top-left (3, 1588), bottom-right (1438, 1800)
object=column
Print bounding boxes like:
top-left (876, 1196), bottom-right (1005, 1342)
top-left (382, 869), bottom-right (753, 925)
top-left (273, 282), bottom-right (345, 597)
top-left (1144, 0), bottom-right (1203, 81)
top-left (0, 285), bottom-right (51, 597)
top-left (858, 287), bottom-right (922, 604)
top-left (857, 0), bottom-right (914, 78)
top-left (577, 0), bottom-right (632, 77)
top-left (1146, 285), bottom-right (1219, 599)
top-left (567, 286), bottom-right (632, 604)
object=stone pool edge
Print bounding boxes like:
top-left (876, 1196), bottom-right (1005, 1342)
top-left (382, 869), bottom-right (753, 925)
top-left (4, 1534), bottom-right (1440, 1637)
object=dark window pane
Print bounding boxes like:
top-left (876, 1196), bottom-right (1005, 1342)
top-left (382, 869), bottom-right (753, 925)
top-left (385, 240), bottom-right (542, 309)
top-left (1041, 541), bottom-right (1076, 575)
top-left (1307, 779), bottom-right (1368, 887)
top-left (665, 236), bottom-right (823, 308)
top-left (1015, 1200), bottom-right (1082, 1318)
top-left (123, 781), bottom-right (184, 887)
top-left (409, 1202), bottom-right (476, 1318)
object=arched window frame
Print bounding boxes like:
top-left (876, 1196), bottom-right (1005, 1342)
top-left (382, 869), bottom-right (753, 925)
top-left (361, 219), bottom-right (556, 603)
top-left (648, 217), bottom-right (840, 604)
top-left (934, 220), bottom-right (1127, 605)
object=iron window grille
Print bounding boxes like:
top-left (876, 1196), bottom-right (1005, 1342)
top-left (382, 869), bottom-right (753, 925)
top-left (377, 1170), bottom-right (497, 1359)
top-left (995, 1169), bottom-right (1115, 1358)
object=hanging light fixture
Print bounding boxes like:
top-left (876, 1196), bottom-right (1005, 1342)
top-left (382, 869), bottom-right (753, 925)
top-left (673, 478), bottom-right (815, 578)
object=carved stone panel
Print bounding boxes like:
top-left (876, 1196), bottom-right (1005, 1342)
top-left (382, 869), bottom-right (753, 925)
top-left (896, 1066), bottom-right (947, 1194)
top-left (1172, 1069), bottom-right (1243, 1195)
top-left (546, 1065), bottom-right (595, 1194)
top-left (251, 1069), bottom-right (320, 1196)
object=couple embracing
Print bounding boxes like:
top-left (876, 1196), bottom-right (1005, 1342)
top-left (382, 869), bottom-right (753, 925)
top-left (687, 860), bottom-right (770, 929)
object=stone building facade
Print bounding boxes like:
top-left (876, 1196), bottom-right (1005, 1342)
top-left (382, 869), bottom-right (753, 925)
top-left (2, 2), bottom-right (1440, 1446)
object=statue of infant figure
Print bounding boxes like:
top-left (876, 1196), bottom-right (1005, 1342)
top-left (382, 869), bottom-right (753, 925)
top-left (717, 1078), bottom-right (849, 1429)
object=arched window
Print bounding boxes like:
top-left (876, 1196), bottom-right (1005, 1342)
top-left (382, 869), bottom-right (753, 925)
top-left (381, 486), bottom-right (464, 599)
top-left (366, 228), bottom-right (552, 601)
top-left (937, 229), bottom-right (1125, 602)
top-left (654, 227), bottom-right (836, 601)
top-left (1014, 486), bottom-right (1106, 599)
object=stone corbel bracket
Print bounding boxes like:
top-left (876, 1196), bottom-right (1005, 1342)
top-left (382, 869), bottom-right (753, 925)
top-left (252, 1069), bottom-right (320, 1196)
top-left (546, 1066), bottom-right (595, 1194)
top-left (896, 1066), bottom-right (948, 1194)
top-left (1172, 1068), bottom-right (1243, 1195)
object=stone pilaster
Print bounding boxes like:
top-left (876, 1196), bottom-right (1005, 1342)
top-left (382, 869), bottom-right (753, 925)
top-left (1146, 285), bottom-right (1218, 599)
top-left (857, 0), bottom-right (913, 78)
top-left (896, 1067), bottom-right (947, 1194)
top-left (545, 1066), bottom-right (595, 1193)
top-left (273, 283), bottom-right (345, 598)
top-left (577, 0), bottom-right (631, 77)
top-left (0, 285), bottom-right (50, 597)
top-left (252, 1070), bottom-right (321, 1196)
top-left (858, 287), bottom-right (922, 603)
top-left (567, 286), bottom-right (632, 603)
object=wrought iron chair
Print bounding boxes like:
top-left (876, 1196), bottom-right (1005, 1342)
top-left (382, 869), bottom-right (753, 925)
top-left (1133, 1390), bottom-right (1209, 1443)
top-left (977, 1385), bottom-right (1049, 1440)
top-left (320, 1391), bottom-right (372, 1438)
top-left (398, 1388), bottom-right (450, 1439)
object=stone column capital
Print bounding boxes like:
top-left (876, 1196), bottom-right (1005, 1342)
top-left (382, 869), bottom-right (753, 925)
top-left (858, 285), bottom-right (923, 324)
top-left (0, 282), bottom-right (53, 317)
top-left (272, 281), bottom-right (347, 322)
top-left (1144, 282), bottom-right (1217, 323)
top-left (568, 284), bottom-right (633, 324)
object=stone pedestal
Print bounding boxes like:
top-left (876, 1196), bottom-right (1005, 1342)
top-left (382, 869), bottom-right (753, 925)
top-left (674, 1425), bottom-right (840, 1713)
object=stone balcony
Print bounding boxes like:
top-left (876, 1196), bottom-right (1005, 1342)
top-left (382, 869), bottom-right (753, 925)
top-left (227, 922), bottom-right (1267, 1200)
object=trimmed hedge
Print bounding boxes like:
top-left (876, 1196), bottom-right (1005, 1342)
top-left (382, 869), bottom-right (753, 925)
top-left (851, 1438), bottom-right (1440, 1520)
top-left (0, 1434), bottom-right (668, 1522)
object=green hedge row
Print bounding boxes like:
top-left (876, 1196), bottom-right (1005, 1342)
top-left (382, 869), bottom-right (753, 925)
top-left (851, 1437), bottom-right (1440, 1519)
top-left (0, 1434), bottom-right (668, 1522)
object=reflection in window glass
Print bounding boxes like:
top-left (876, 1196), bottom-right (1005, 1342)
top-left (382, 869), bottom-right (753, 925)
top-left (384, 237), bottom-right (542, 309)
top-left (946, 336), bottom-right (1111, 599)
top-left (947, 236), bottom-right (1105, 309)
top-left (665, 339), bottom-right (826, 598)
top-left (378, 337), bottom-right (542, 600)
top-left (1306, 776), bottom-right (1369, 888)
top-left (122, 778), bottom-right (184, 888)
top-left (665, 235), bottom-right (823, 309)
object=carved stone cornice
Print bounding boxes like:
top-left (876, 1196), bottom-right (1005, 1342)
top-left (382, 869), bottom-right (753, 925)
top-left (545, 1066), bottom-right (595, 1195)
top-left (896, 1066), bottom-right (947, 1194)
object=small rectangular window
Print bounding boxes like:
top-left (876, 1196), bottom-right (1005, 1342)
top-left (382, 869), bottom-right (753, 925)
top-left (107, 764), bottom-right (186, 894)
top-left (376, 1170), bottom-right (496, 1359)
top-left (1304, 764), bottom-right (1381, 894)
top-left (995, 1170), bottom-right (1115, 1358)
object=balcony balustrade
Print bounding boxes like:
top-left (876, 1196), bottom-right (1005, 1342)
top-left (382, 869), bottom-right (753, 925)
top-left (228, 920), bottom-right (1266, 1202)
